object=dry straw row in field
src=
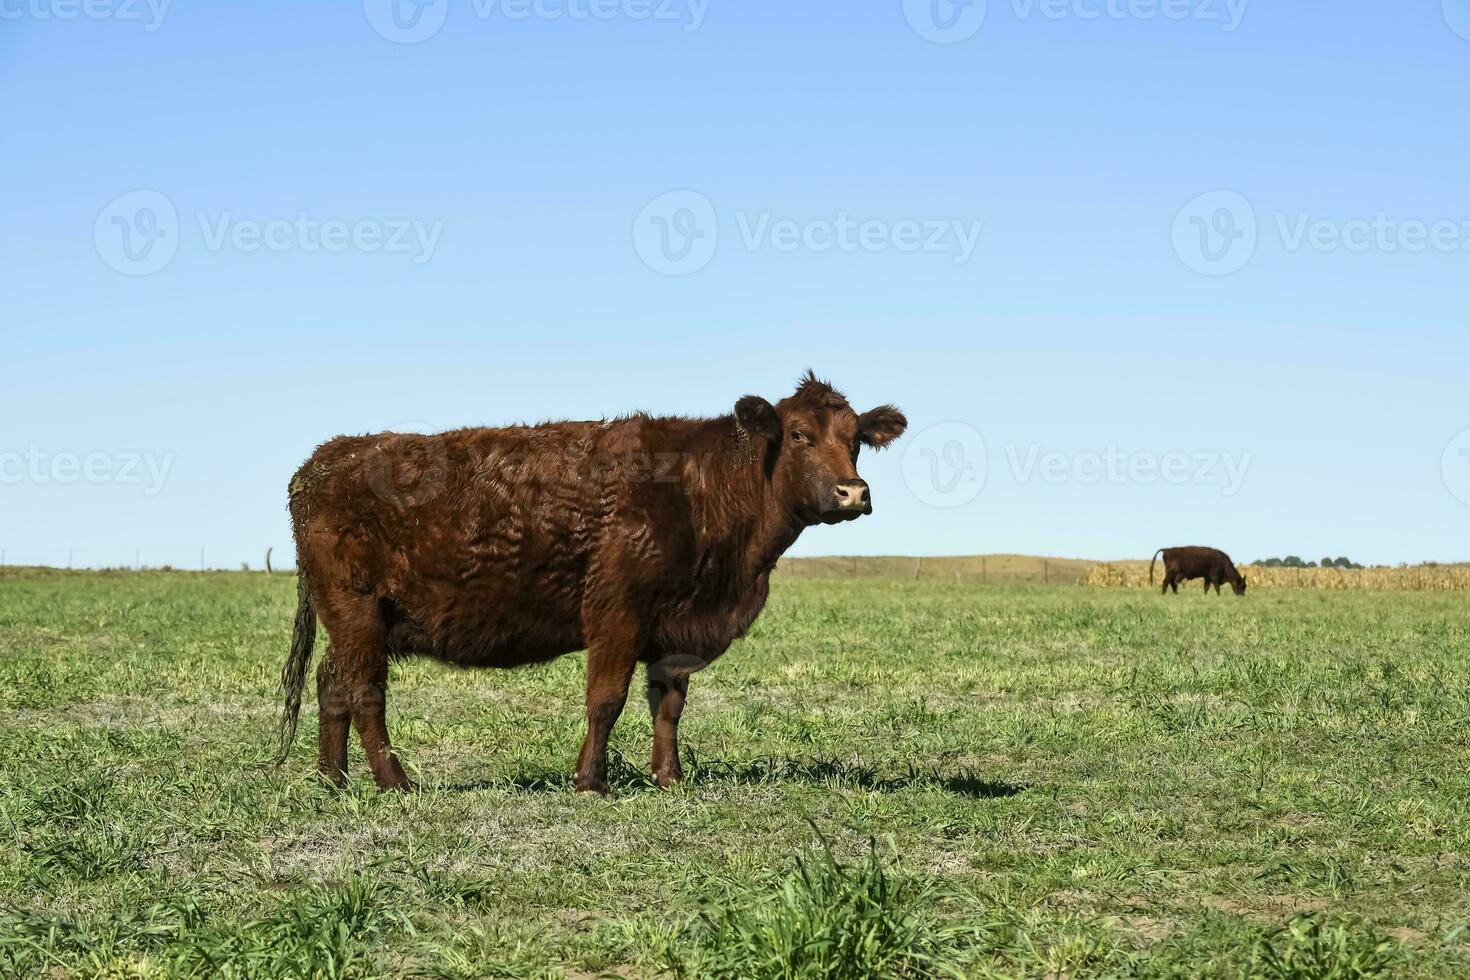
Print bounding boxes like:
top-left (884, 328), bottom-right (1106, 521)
top-left (1085, 561), bottom-right (1470, 592)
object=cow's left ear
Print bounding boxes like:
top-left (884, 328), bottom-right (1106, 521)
top-left (735, 395), bottom-right (782, 445)
top-left (858, 406), bottom-right (908, 449)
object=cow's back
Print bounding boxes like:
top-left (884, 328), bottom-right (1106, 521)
top-left (1165, 546), bottom-right (1234, 576)
top-left (291, 422), bottom-right (609, 664)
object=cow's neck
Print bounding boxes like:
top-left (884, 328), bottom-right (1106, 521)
top-left (690, 425), bottom-right (804, 584)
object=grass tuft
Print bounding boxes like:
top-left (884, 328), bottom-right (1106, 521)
top-left (679, 835), bottom-right (981, 979)
top-left (1248, 914), bottom-right (1399, 979)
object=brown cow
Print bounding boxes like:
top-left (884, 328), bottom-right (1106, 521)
top-left (277, 372), bottom-right (907, 794)
top-left (1150, 546), bottom-right (1247, 596)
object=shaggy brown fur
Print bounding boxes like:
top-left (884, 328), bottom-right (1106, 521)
top-left (1150, 546), bottom-right (1247, 596)
top-left (278, 372), bottom-right (906, 793)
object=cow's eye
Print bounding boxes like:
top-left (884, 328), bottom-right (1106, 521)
top-left (790, 431), bottom-right (810, 445)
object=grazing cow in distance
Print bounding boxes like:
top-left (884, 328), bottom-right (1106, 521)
top-left (277, 372), bottom-right (907, 794)
top-left (1150, 546), bottom-right (1247, 596)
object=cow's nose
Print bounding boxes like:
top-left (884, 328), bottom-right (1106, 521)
top-left (833, 480), bottom-right (871, 512)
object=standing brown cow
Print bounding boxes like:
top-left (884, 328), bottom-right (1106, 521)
top-left (1150, 546), bottom-right (1247, 596)
top-left (277, 372), bottom-right (906, 794)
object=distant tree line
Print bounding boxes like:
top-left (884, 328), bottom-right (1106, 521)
top-left (1256, 556), bottom-right (1364, 569)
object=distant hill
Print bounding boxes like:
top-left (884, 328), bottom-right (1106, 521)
top-left (776, 556), bottom-right (1470, 591)
top-left (775, 554), bottom-right (1097, 584)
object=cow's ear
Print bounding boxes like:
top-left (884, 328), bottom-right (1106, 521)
top-left (858, 405), bottom-right (908, 449)
top-left (734, 395), bottom-right (782, 445)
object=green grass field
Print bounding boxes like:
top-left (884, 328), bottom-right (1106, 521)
top-left (2, 568), bottom-right (1469, 978)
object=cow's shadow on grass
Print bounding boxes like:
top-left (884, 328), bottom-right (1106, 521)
top-left (452, 753), bottom-right (1024, 799)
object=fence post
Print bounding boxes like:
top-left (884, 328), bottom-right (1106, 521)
top-left (913, 556), bottom-right (922, 581)
top-left (1044, 560), bottom-right (1050, 585)
top-left (265, 547), bottom-right (274, 575)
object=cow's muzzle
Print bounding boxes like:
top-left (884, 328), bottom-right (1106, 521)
top-left (821, 480), bottom-right (871, 523)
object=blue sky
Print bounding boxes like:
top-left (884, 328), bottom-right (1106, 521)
top-left (2, 1), bottom-right (1468, 568)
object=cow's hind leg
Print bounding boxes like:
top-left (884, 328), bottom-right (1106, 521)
top-left (319, 595), bottom-right (413, 792)
top-left (646, 659), bottom-right (691, 788)
top-left (350, 651), bottom-right (411, 792)
top-left (316, 655), bottom-right (350, 786)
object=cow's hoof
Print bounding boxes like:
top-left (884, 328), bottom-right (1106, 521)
top-left (574, 776), bottom-right (610, 795)
top-left (317, 769), bottom-right (349, 790)
top-left (375, 764), bottom-right (416, 793)
top-left (653, 770), bottom-right (684, 789)
top-left (371, 778), bottom-right (416, 793)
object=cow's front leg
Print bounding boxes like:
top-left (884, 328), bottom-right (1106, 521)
top-left (646, 663), bottom-right (690, 787)
top-left (574, 615), bottom-right (641, 794)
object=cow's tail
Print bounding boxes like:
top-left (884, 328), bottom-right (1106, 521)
top-left (276, 572), bottom-right (317, 765)
top-left (1148, 549), bottom-right (1164, 585)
